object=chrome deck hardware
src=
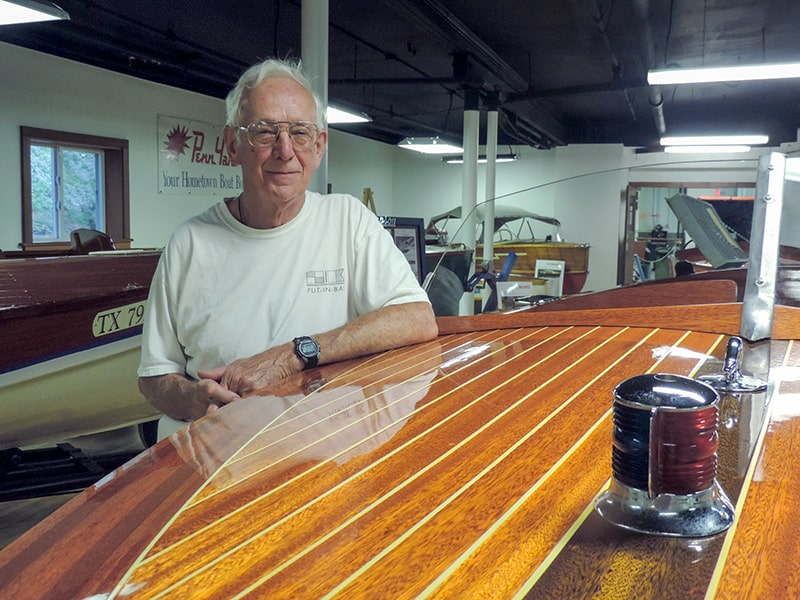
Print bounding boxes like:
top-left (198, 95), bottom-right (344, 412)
top-left (699, 336), bottom-right (768, 394)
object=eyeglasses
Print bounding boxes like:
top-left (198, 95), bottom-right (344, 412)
top-left (238, 120), bottom-right (319, 149)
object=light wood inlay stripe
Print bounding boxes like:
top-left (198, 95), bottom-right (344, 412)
top-left (344, 331), bottom-right (723, 599)
top-left (411, 331), bottom-right (705, 599)
top-left (102, 327), bottom-right (742, 599)
top-left (708, 340), bottom-right (800, 599)
top-left (195, 329), bottom-right (529, 500)
top-left (126, 328), bottom-right (656, 600)
top-left (134, 327), bottom-right (606, 597)
top-left (238, 328), bottom-right (652, 599)
top-left (109, 327), bottom-right (576, 595)
top-left (139, 329), bottom-right (560, 562)
top-left (514, 333), bottom-right (768, 599)
top-left (511, 332), bottom-right (724, 598)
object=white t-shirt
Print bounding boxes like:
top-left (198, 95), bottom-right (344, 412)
top-left (138, 192), bottom-right (429, 380)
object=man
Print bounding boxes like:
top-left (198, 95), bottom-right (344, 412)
top-left (138, 58), bottom-right (438, 423)
top-left (674, 260), bottom-right (695, 276)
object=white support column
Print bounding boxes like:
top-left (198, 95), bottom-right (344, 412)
top-left (460, 90), bottom-right (480, 315)
top-left (302, 0), bottom-right (328, 194)
top-left (483, 107), bottom-right (498, 272)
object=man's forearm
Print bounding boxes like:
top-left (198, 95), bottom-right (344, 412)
top-left (216, 301), bottom-right (437, 396)
top-left (144, 302), bottom-right (438, 414)
top-left (138, 372), bottom-right (206, 421)
top-left (313, 301), bottom-right (438, 366)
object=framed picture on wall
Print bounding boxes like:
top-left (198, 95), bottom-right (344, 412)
top-left (378, 216), bottom-right (427, 284)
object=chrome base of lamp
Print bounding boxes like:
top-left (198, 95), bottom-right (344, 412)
top-left (594, 478), bottom-right (735, 537)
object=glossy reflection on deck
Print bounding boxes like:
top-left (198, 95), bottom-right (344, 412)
top-left (100, 327), bottom-right (730, 599)
top-left (2, 329), bottom-right (799, 600)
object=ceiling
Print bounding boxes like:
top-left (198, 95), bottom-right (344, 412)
top-left (3, 0), bottom-right (800, 150)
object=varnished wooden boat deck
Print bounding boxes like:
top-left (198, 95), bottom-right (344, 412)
top-left (2, 311), bottom-right (798, 598)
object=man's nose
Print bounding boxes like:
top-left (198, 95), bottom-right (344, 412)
top-left (272, 130), bottom-right (295, 158)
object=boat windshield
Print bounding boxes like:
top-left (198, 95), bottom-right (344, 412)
top-left (426, 205), bottom-right (564, 246)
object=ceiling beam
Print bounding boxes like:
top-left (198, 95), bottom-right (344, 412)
top-left (380, 0), bottom-right (567, 146)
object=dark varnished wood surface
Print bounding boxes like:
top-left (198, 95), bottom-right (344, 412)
top-left (0, 252), bottom-right (159, 313)
top-left (0, 253), bottom-right (159, 372)
top-left (442, 302), bottom-right (800, 341)
top-left (440, 302), bottom-right (744, 338)
top-left (527, 277), bottom-right (740, 310)
top-left (522, 266), bottom-right (800, 312)
top-left (2, 306), bottom-right (800, 598)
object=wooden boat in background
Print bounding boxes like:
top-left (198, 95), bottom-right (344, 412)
top-left (489, 240), bottom-right (590, 295)
top-left (1, 154), bottom-right (798, 597)
top-left (0, 252), bottom-right (161, 450)
top-left (426, 205), bottom-right (590, 295)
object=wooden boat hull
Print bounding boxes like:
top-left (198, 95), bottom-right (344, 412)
top-left (2, 281), bottom-right (799, 598)
top-left (0, 253), bottom-right (161, 449)
top-left (479, 241), bottom-right (590, 294)
top-left (0, 337), bottom-right (156, 449)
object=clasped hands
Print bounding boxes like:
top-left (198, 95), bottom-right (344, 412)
top-left (196, 343), bottom-right (301, 415)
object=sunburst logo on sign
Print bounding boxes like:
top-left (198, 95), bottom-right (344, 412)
top-left (163, 125), bottom-right (192, 160)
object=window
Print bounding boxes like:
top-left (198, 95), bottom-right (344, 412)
top-left (30, 144), bottom-right (105, 241)
top-left (21, 127), bottom-right (130, 249)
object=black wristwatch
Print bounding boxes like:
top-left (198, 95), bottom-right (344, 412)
top-left (293, 336), bottom-right (321, 369)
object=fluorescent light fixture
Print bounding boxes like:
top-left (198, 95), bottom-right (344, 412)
top-left (660, 135), bottom-right (768, 146)
top-left (442, 153), bottom-right (519, 164)
top-left (0, 0), bottom-right (69, 25)
top-left (326, 106), bottom-right (371, 124)
top-left (664, 145), bottom-right (751, 154)
top-left (397, 136), bottom-right (463, 155)
top-left (648, 62), bottom-right (800, 85)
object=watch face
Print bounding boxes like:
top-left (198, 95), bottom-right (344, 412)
top-left (298, 338), bottom-right (319, 357)
top-left (294, 336), bottom-right (320, 369)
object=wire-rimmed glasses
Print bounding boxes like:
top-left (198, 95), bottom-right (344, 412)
top-left (238, 120), bottom-right (319, 149)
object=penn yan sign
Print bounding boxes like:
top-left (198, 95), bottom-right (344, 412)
top-left (157, 115), bottom-right (243, 196)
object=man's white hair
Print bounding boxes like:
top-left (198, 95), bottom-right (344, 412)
top-left (225, 58), bottom-right (325, 129)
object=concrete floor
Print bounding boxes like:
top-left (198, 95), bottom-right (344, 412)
top-left (0, 425), bottom-right (147, 550)
top-left (0, 493), bottom-right (77, 550)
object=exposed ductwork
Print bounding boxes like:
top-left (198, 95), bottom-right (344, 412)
top-left (4, 0), bottom-right (798, 148)
top-left (631, 0), bottom-right (667, 137)
top-left (378, 0), bottom-right (568, 147)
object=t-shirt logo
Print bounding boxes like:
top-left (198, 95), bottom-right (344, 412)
top-left (305, 269), bottom-right (345, 293)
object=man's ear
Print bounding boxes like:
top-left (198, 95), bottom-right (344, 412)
top-left (313, 130), bottom-right (328, 159)
top-left (223, 126), bottom-right (242, 167)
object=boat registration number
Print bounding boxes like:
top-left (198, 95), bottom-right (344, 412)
top-left (92, 301), bottom-right (147, 337)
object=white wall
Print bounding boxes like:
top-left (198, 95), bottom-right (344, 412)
top-left (391, 147), bottom-right (559, 222)
top-left (4, 42), bottom-right (796, 295)
top-left (391, 144), bottom-right (630, 292)
top-left (0, 43), bottom-right (223, 248)
top-left (0, 43), bottom-right (397, 249)
top-left (327, 129), bottom-right (395, 214)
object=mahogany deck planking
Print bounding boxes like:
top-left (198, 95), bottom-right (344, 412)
top-left (1, 266), bottom-right (800, 597)
top-left (4, 317), bottom-right (796, 598)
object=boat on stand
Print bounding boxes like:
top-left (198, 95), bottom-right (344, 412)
top-left (0, 250), bottom-right (161, 497)
top-left (0, 153), bottom-right (799, 598)
top-left (425, 204), bottom-right (590, 296)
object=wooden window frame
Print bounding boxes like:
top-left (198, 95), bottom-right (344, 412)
top-left (20, 126), bottom-right (130, 250)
